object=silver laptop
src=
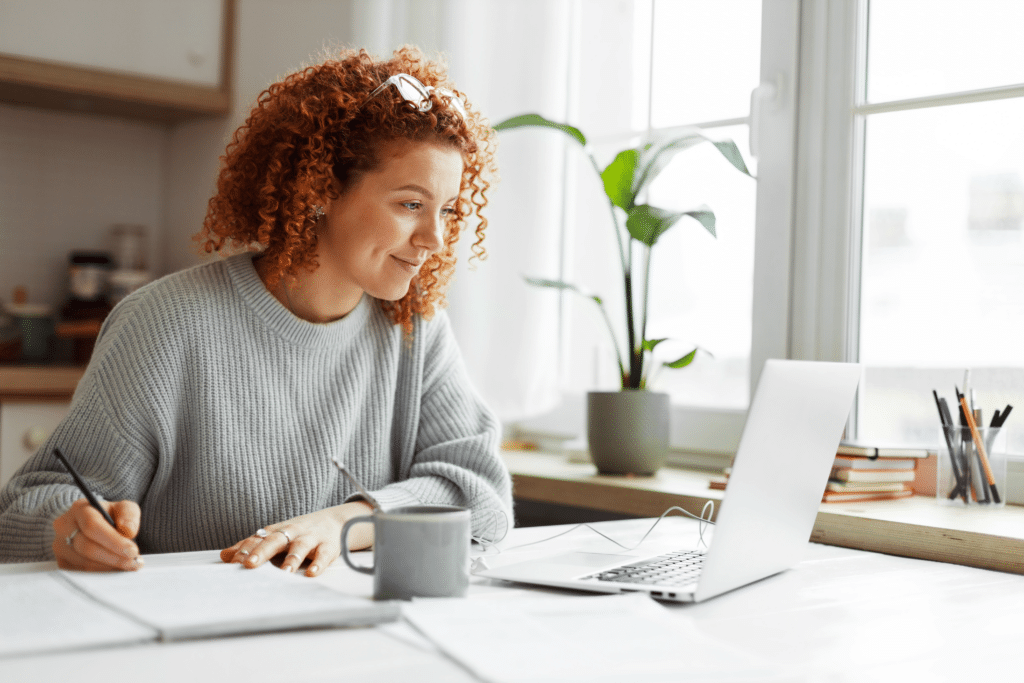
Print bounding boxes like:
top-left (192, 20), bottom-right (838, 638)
top-left (480, 359), bottom-right (861, 603)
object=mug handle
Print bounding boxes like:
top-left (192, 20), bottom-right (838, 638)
top-left (340, 515), bottom-right (375, 575)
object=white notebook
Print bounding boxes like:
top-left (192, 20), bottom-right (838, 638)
top-left (0, 562), bottom-right (398, 658)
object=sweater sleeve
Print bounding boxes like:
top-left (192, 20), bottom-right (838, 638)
top-left (360, 313), bottom-right (514, 543)
top-left (0, 376), bottom-right (158, 562)
top-left (0, 299), bottom-right (160, 563)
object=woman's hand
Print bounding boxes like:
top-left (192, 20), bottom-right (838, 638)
top-left (219, 501), bottom-right (375, 577)
top-left (52, 498), bottom-right (143, 571)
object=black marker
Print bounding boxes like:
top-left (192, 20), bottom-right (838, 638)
top-left (933, 390), bottom-right (965, 501)
top-left (996, 405), bottom-right (1013, 428)
top-left (53, 447), bottom-right (117, 529)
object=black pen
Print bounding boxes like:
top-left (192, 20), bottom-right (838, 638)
top-left (53, 447), bottom-right (118, 529)
top-left (934, 390), bottom-right (965, 500)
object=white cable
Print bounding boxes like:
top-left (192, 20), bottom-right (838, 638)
top-left (473, 503), bottom-right (716, 560)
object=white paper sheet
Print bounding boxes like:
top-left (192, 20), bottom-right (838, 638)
top-left (0, 572), bottom-right (155, 658)
top-left (402, 593), bottom-right (793, 683)
top-left (61, 562), bottom-right (398, 640)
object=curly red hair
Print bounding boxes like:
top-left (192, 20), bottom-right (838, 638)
top-left (195, 45), bottom-right (497, 332)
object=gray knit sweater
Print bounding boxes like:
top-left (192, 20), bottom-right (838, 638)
top-left (0, 253), bottom-right (512, 562)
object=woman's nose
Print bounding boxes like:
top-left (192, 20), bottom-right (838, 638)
top-left (416, 214), bottom-right (445, 253)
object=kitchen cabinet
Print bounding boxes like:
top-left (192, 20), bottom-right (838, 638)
top-left (0, 0), bottom-right (234, 123)
top-left (0, 365), bottom-right (82, 488)
top-left (0, 400), bottom-right (70, 489)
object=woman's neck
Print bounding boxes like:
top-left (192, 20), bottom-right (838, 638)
top-left (254, 255), bottom-right (363, 323)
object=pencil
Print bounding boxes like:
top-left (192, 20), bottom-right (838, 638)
top-left (331, 455), bottom-right (382, 511)
top-left (959, 395), bottom-right (1001, 504)
top-left (53, 447), bottom-right (118, 528)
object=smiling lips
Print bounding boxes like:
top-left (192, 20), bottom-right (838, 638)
top-left (392, 255), bottom-right (425, 273)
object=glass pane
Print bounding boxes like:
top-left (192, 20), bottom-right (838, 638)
top-left (561, 125), bottom-right (755, 411)
top-left (868, 0), bottom-right (1024, 103)
top-left (858, 98), bottom-right (1024, 452)
top-left (650, 0), bottom-right (761, 126)
top-left (645, 124), bottom-right (756, 409)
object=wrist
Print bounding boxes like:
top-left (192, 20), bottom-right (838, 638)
top-left (334, 500), bottom-right (374, 523)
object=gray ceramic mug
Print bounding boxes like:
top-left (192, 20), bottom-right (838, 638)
top-left (340, 505), bottom-right (471, 600)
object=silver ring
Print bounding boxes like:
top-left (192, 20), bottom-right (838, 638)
top-left (65, 529), bottom-right (79, 546)
top-left (278, 529), bottom-right (292, 543)
top-left (255, 528), bottom-right (268, 538)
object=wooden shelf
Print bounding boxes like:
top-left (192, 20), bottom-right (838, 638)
top-left (505, 449), bottom-right (1024, 575)
top-left (0, 0), bottom-right (234, 124)
top-left (0, 365), bottom-right (85, 402)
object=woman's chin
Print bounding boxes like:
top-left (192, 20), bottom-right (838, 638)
top-left (369, 280), bottom-right (416, 302)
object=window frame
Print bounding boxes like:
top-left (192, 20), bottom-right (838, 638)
top-left (515, 1), bottom-right (1024, 487)
top-left (513, 0), bottom-right (802, 468)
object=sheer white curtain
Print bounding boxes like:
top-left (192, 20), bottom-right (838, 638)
top-left (349, 0), bottom-right (574, 422)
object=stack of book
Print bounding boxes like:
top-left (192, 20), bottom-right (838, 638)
top-left (823, 443), bottom-right (930, 503)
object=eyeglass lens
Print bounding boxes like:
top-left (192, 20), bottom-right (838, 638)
top-left (370, 73), bottom-right (466, 119)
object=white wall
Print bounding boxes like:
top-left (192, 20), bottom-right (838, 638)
top-left (0, 104), bottom-right (166, 309)
top-left (0, 1), bottom-right (359, 311)
top-left (162, 0), bottom-right (357, 275)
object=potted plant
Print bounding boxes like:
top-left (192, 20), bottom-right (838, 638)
top-left (494, 114), bottom-right (752, 475)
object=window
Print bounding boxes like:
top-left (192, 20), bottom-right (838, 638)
top-left (855, 1), bottom-right (1024, 452)
top-left (513, 1), bottom-right (1022, 475)
top-left (787, 0), bottom-right (1024, 453)
top-left (514, 0), bottom-right (798, 458)
top-left (561, 0), bottom-right (764, 420)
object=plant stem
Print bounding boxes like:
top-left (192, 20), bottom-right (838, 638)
top-left (624, 270), bottom-right (640, 388)
top-left (588, 151), bottom-right (632, 383)
top-left (640, 242), bottom-right (653, 371)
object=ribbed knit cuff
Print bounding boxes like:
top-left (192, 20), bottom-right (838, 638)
top-left (348, 485), bottom-right (422, 512)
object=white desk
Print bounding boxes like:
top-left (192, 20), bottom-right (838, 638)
top-left (2, 517), bottom-right (1022, 681)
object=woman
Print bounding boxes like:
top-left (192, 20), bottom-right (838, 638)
top-left (0, 46), bottom-right (512, 576)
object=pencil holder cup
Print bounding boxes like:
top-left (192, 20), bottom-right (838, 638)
top-left (937, 426), bottom-right (1007, 507)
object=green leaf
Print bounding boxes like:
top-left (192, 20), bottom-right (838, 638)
top-left (664, 348), bottom-right (698, 369)
top-left (493, 114), bottom-right (586, 147)
top-left (523, 276), bottom-right (601, 304)
top-left (642, 338), bottom-right (668, 352)
top-left (625, 204), bottom-right (716, 245)
top-left (711, 139), bottom-right (751, 177)
top-left (601, 149), bottom-right (639, 210)
top-left (682, 206), bottom-right (716, 238)
top-left (633, 129), bottom-right (752, 199)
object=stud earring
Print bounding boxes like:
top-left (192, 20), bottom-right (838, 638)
top-left (310, 205), bottom-right (325, 220)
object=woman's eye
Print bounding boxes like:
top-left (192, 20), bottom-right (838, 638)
top-left (402, 201), bottom-right (422, 211)
top-left (441, 207), bottom-right (456, 217)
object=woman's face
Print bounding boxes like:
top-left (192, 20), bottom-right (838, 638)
top-left (318, 139), bottom-right (464, 307)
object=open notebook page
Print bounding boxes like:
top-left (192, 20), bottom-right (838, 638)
top-left (403, 593), bottom-right (790, 683)
top-left (0, 572), bottom-right (156, 658)
top-left (61, 562), bottom-right (398, 641)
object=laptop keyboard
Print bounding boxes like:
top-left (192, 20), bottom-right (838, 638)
top-left (582, 549), bottom-right (706, 587)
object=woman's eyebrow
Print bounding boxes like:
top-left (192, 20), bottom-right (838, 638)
top-left (391, 184), bottom-right (458, 203)
top-left (392, 184), bottom-right (434, 199)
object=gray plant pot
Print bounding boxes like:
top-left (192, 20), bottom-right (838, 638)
top-left (587, 390), bottom-right (670, 475)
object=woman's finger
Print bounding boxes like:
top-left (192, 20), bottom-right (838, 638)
top-left (244, 527), bottom-right (292, 568)
top-left (56, 550), bottom-right (132, 572)
top-left (71, 531), bottom-right (142, 571)
top-left (75, 502), bottom-right (139, 560)
top-left (219, 541), bottom-right (243, 563)
top-left (224, 534), bottom-right (265, 564)
top-left (279, 537), bottom-right (317, 574)
top-left (305, 541), bottom-right (341, 577)
top-left (107, 500), bottom-right (142, 539)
